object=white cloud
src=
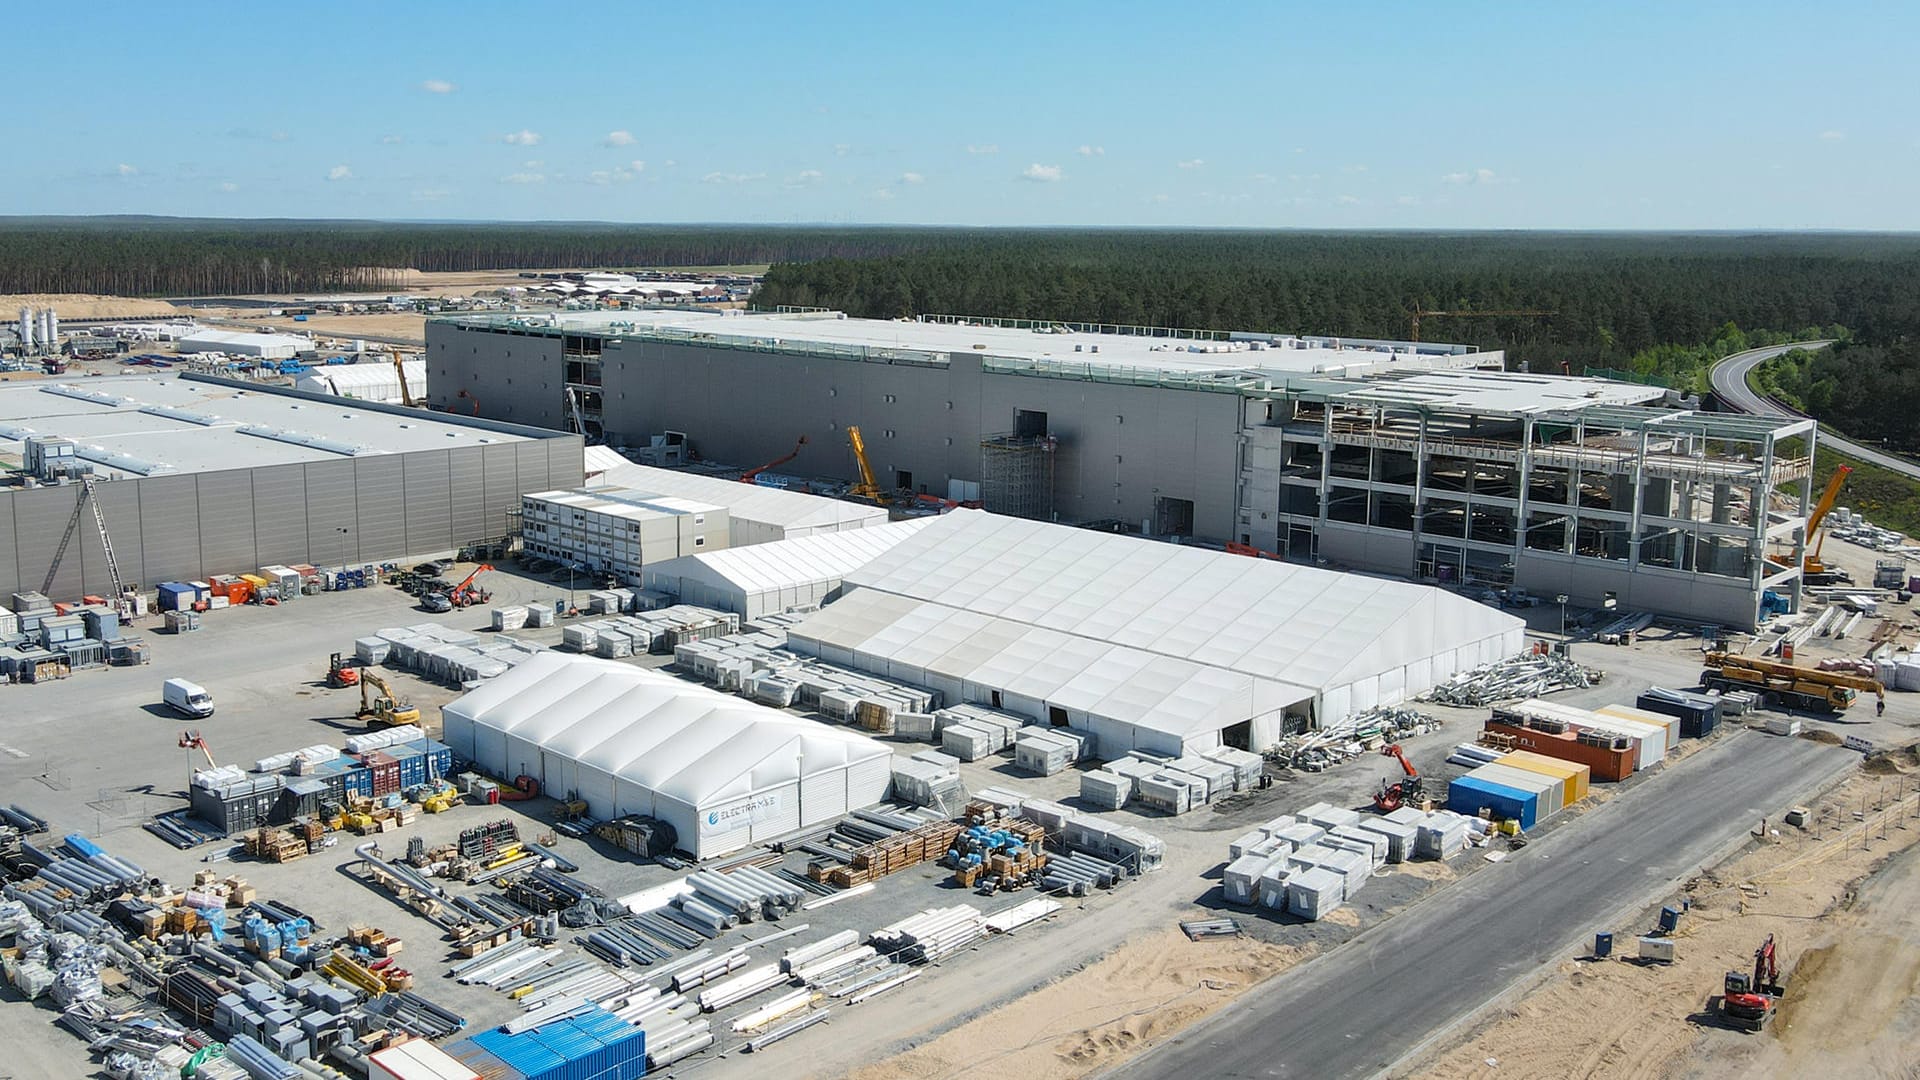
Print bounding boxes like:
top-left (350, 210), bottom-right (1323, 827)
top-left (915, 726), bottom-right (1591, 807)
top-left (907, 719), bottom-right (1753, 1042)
top-left (1818, 129), bottom-right (1845, 142)
top-left (629, 160), bottom-right (647, 174)
top-left (1395, 194), bottom-right (1420, 206)
top-left (502, 129), bottom-right (541, 146)
top-left (663, 159), bottom-right (677, 168)
top-left (499, 172), bottom-right (544, 184)
top-left (833, 143), bottom-right (851, 157)
top-left (1336, 194), bottom-right (1361, 205)
top-left (217, 181), bottom-right (239, 193)
top-left (871, 187), bottom-right (895, 200)
top-left (1177, 158), bottom-right (1205, 169)
top-left (326, 164), bottom-right (353, 181)
top-left (1442, 167), bottom-right (1504, 185)
top-left (588, 165), bottom-right (644, 185)
top-left (421, 79), bottom-right (456, 94)
top-left (1020, 163), bottom-right (1063, 182)
top-left (604, 130), bottom-right (636, 147)
top-left (702, 171), bottom-right (766, 185)
top-left (1252, 173), bottom-right (1276, 183)
top-left (966, 144), bottom-right (999, 155)
top-left (900, 171), bottom-right (925, 185)
top-left (522, 159), bottom-right (543, 169)
top-left (1076, 145), bottom-right (1105, 157)
top-left (115, 163), bottom-right (138, 177)
top-left (784, 169), bottom-right (824, 188)
top-left (1151, 193), bottom-right (1170, 203)
top-left (381, 134), bottom-right (403, 145)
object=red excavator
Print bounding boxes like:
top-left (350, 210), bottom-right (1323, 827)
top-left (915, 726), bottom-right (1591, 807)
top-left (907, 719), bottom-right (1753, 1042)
top-left (740, 435), bottom-right (808, 484)
top-left (1373, 744), bottom-right (1425, 812)
top-left (1720, 934), bottom-right (1785, 1031)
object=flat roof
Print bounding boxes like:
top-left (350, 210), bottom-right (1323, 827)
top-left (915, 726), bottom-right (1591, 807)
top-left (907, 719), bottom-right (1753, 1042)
top-left (176, 328), bottom-right (312, 348)
top-left (0, 375), bottom-right (550, 479)
top-left (435, 309), bottom-right (1498, 381)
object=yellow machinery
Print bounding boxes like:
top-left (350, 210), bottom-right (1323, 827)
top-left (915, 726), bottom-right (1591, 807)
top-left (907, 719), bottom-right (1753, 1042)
top-left (845, 426), bottom-right (887, 503)
top-left (392, 352), bottom-right (417, 408)
top-left (1802, 465), bottom-right (1852, 579)
top-left (1702, 651), bottom-right (1883, 713)
top-left (358, 671), bottom-right (421, 728)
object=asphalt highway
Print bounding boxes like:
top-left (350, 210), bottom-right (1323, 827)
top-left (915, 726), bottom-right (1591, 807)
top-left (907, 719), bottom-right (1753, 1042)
top-left (1113, 730), bottom-right (1857, 1080)
top-left (1709, 342), bottom-right (1920, 480)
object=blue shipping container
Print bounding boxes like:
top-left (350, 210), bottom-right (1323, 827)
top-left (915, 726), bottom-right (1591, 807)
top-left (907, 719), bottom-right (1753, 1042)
top-left (1448, 774), bottom-right (1540, 831)
top-left (460, 1006), bottom-right (646, 1080)
top-left (157, 583), bottom-right (196, 612)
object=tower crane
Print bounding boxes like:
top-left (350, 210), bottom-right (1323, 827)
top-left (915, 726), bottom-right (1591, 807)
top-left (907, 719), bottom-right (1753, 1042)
top-left (1409, 308), bottom-right (1556, 344)
top-left (740, 435), bottom-right (808, 484)
top-left (41, 474), bottom-right (129, 611)
top-left (844, 426), bottom-right (886, 504)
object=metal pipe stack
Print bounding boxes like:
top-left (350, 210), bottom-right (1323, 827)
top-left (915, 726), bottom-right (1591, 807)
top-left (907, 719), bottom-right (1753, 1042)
top-left (869, 905), bottom-right (986, 965)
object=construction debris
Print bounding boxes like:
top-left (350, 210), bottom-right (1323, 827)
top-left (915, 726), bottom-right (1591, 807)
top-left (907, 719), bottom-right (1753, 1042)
top-left (1267, 705), bottom-right (1438, 772)
top-left (1420, 653), bottom-right (1602, 708)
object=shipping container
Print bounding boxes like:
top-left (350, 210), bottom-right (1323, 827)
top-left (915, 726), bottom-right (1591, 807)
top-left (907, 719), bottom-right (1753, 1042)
top-left (1447, 774), bottom-right (1539, 831)
top-left (1497, 750), bottom-right (1591, 805)
top-left (1634, 690), bottom-right (1719, 738)
top-left (1468, 762), bottom-right (1566, 816)
top-left (1593, 704), bottom-right (1680, 754)
top-left (1483, 719), bottom-right (1639, 782)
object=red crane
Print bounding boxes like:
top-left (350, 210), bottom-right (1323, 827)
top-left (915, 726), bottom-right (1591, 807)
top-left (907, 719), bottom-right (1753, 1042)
top-left (448, 563), bottom-right (495, 608)
top-left (1373, 743), bottom-right (1425, 813)
top-left (456, 388), bottom-right (481, 415)
top-left (1720, 934), bottom-right (1784, 1031)
top-left (740, 435), bottom-right (808, 484)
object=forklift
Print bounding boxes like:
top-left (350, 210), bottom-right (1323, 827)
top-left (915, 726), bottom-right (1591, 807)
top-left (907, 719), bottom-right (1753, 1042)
top-left (325, 652), bottom-right (360, 689)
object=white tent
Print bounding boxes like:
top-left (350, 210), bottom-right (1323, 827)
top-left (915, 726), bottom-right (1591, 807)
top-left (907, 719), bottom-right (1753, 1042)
top-left (442, 652), bottom-right (891, 858)
top-left (598, 462), bottom-right (888, 546)
top-left (793, 509), bottom-right (1524, 741)
top-left (294, 360), bottom-right (426, 405)
top-left (641, 518), bottom-right (935, 619)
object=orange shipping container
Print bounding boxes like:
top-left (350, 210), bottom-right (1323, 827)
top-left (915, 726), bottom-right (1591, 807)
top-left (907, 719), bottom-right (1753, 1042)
top-left (1483, 720), bottom-right (1638, 782)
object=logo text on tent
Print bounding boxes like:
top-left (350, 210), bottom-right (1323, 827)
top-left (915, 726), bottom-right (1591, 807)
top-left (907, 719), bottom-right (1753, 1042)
top-left (706, 794), bottom-right (779, 830)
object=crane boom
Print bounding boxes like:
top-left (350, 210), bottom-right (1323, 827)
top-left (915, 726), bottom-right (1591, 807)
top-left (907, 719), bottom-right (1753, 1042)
top-left (391, 352), bottom-right (417, 408)
top-left (741, 435), bottom-right (809, 484)
top-left (1804, 465), bottom-right (1852, 571)
top-left (845, 426), bottom-right (885, 502)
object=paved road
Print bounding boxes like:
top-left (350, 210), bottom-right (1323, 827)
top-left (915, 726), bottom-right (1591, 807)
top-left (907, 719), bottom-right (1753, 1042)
top-left (1710, 342), bottom-right (1920, 481)
top-left (1114, 731), bottom-right (1856, 1080)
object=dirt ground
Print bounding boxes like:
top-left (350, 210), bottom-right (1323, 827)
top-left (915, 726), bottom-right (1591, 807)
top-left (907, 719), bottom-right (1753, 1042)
top-left (0, 292), bottom-right (180, 318)
top-left (1412, 754), bottom-right (1920, 1080)
top-left (843, 928), bottom-right (1309, 1080)
top-left (220, 310), bottom-right (430, 346)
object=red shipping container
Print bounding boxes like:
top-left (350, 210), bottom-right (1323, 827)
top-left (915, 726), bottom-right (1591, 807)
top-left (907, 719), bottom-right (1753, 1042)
top-left (1483, 720), bottom-right (1638, 782)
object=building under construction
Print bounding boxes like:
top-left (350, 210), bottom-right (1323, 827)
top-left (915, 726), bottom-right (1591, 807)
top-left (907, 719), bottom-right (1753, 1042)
top-left (427, 309), bottom-right (1818, 627)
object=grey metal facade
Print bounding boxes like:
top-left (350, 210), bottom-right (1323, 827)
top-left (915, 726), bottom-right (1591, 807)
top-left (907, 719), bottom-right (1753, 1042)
top-left (429, 322), bottom-right (1242, 540)
top-left (1, 407), bottom-right (584, 601)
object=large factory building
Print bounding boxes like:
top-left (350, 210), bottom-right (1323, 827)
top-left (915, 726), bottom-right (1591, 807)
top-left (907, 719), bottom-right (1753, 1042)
top-left (0, 374), bottom-right (584, 599)
top-left (427, 310), bottom-right (1818, 629)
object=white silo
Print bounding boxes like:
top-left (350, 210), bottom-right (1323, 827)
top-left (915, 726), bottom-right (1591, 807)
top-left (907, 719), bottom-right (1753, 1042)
top-left (40, 309), bottom-right (56, 348)
top-left (18, 307), bottom-right (33, 351)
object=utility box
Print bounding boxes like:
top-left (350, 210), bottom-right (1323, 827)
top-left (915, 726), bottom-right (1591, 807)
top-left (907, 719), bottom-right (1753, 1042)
top-left (1638, 935), bottom-right (1675, 963)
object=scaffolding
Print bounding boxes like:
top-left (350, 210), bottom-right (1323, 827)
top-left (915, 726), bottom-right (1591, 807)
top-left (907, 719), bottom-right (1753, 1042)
top-left (979, 433), bottom-right (1058, 520)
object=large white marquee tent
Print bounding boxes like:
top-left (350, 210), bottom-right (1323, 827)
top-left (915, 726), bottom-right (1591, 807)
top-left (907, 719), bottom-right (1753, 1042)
top-left (788, 510), bottom-right (1524, 751)
top-left (641, 517), bottom-right (934, 619)
top-left (442, 652), bottom-right (891, 858)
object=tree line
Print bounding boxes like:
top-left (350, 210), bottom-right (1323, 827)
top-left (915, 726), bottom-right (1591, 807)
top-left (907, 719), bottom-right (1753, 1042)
top-left (1756, 341), bottom-right (1920, 452)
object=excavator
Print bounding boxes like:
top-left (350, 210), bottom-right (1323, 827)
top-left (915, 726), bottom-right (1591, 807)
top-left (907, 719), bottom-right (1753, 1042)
top-left (358, 671), bottom-right (420, 729)
top-left (1701, 651), bottom-right (1884, 713)
top-left (1802, 465), bottom-right (1852, 584)
top-left (740, 435), bottom-right (807, 485)
top-left (1719, 934), bottom-right (1785, 1031)
top-left (845, 426), bottom-right (887, 504)
top-left (1373, 744), bottom-right (1425, 812)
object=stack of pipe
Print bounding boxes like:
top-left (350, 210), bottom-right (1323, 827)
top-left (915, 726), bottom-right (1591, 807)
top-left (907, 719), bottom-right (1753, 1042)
top-left (1041, 852), bottom-right (1126, 895)
top-left (696, 962), bottom-right (789, 1012)
top-left (869, 905), bottom-right (985, 964)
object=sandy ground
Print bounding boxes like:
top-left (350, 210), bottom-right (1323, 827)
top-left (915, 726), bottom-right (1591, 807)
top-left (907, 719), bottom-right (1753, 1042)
top-left (844, 928), bottom-right (1309, 1080)
top-left (0, 292), bottom-right (180, 319)
top-left (227, 310), bottom-right (430, 346)
top-left (1411, 756), bottom-right (1920, 1080)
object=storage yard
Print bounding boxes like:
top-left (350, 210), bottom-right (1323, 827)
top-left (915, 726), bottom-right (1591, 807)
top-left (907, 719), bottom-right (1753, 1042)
top-left (0, 423), bottom-right (1917, 1080)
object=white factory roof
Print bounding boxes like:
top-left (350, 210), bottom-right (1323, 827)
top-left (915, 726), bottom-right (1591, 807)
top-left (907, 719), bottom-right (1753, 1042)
top-left (439, 309), bottom-right (1493, 381)
top-left (0, 376), bottom-right (540, 478)
top-left (1321, 368), bottom-right (1668, 414)
top-left (526, 486), bottom-right (724, 523)
top-left (582, 445), bottom-right (633, 477)
top-left (834, 509), bottom-right (1522, 702)
top-left (643, 517), bottom-right (936, 596)
top-left (175, 328), bottom-right (312, 352)
top-left (597, 461), bottom-right (889, 534)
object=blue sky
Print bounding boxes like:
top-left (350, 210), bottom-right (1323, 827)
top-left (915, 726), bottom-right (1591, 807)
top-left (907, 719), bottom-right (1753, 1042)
top-left (10, 1), bottom-right (1918, 228)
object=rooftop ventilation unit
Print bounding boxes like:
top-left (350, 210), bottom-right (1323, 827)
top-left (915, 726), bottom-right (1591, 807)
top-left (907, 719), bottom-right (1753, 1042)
top-left (0, 422), bottom-right (41, 441)
top-left (238, 425), bottom-right (380, 457)
top-left (139, 405), bottom-right (231, 427)
top-left (39, 384), bottom-right (134, 408)
top-left (76, 445), bottom-right (175, 476)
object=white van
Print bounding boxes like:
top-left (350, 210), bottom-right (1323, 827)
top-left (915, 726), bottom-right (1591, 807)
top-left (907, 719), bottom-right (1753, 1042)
top-left (163, 678), bottom-right (214, 718)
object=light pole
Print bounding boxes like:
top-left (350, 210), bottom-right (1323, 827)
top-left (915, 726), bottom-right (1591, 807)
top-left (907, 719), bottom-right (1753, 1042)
top-left (1556, 594), bottom-right (1569, 640)
top-left (335, 527), bottom-right (350, 580)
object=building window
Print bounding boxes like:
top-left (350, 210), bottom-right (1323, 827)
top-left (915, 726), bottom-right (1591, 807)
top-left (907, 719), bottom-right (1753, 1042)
top-left (695, 536), bottom-right (705, 547)
top-left (885, 394), bottom-right (896, 404)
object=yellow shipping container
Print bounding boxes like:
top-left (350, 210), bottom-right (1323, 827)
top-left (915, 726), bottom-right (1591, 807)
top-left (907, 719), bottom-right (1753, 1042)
top-left (1498, 750), bottom-right (1591, 805)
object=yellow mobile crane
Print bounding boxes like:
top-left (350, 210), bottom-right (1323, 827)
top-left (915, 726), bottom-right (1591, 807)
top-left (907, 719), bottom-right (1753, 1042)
top-left (1702, 651), bottom-right (1883, 713)
top-left (845, 426), bottom-right (887, 504)
top-left (1802, 465), bottom-right (1852, 583)
top-left (358, 671), bottom-right (421, 729)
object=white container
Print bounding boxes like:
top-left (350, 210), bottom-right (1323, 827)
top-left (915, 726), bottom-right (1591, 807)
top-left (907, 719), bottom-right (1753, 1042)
top-left (1257, 862), bottom-right (1292, 909)
top-left (1307, 806), bottom-right (1362, 832)
top-left (941, 723), bottom-right (995, 763)
top-left (1287, 866), bottom-right (1344, 921)
top-left (491, 606), bottom-right (528, 631)
top-left (1223, 855), bottom-right (1273, 905)
top-left (1355, 818), bottom-right (1418, 863)
top-left (561, 624), bottom-right (597, 652)
top-left (1327, 826), bottom-right (1388, 868)
top-left (1229, 829), bottom-right (1270, 860)
top-left (1273, 822), bottom-right (1326, 850)
top-left (525, 604), bottom-right (556, 628)
top-left (1079, 770), bottom-right (1130, 810)
top-left (1136, 775), bottom-right (1193, 815)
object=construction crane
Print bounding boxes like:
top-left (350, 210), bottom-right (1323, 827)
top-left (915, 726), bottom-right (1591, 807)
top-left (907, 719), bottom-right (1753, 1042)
top-left (1373, 744), bottom-right (1425, 813)
top-left (455, 388), bottom-right (480, 415)
top-left (1409, 308), bottom-right (1555, 344)
top-left (844, 426), bottom-right (886, 504)
top-left (563, 386), bottom-right (595, 444)
top-left (740, 435), bottom-right (808, 485)
top-left (1702, 651), bottom-right (1883, 713)
top-left (358, 671), bottom-right (420, 729)
top-left (391, 352), bottom-right (417, 408)
top-left (40, 474), bottom-right (128, 610)
top-left (1802, 465), bottom-right (1852, 583)
top-left (447, 564), bottom-right (494, 608)
top-left (1719, 934), bottom-right (1785, 1031)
